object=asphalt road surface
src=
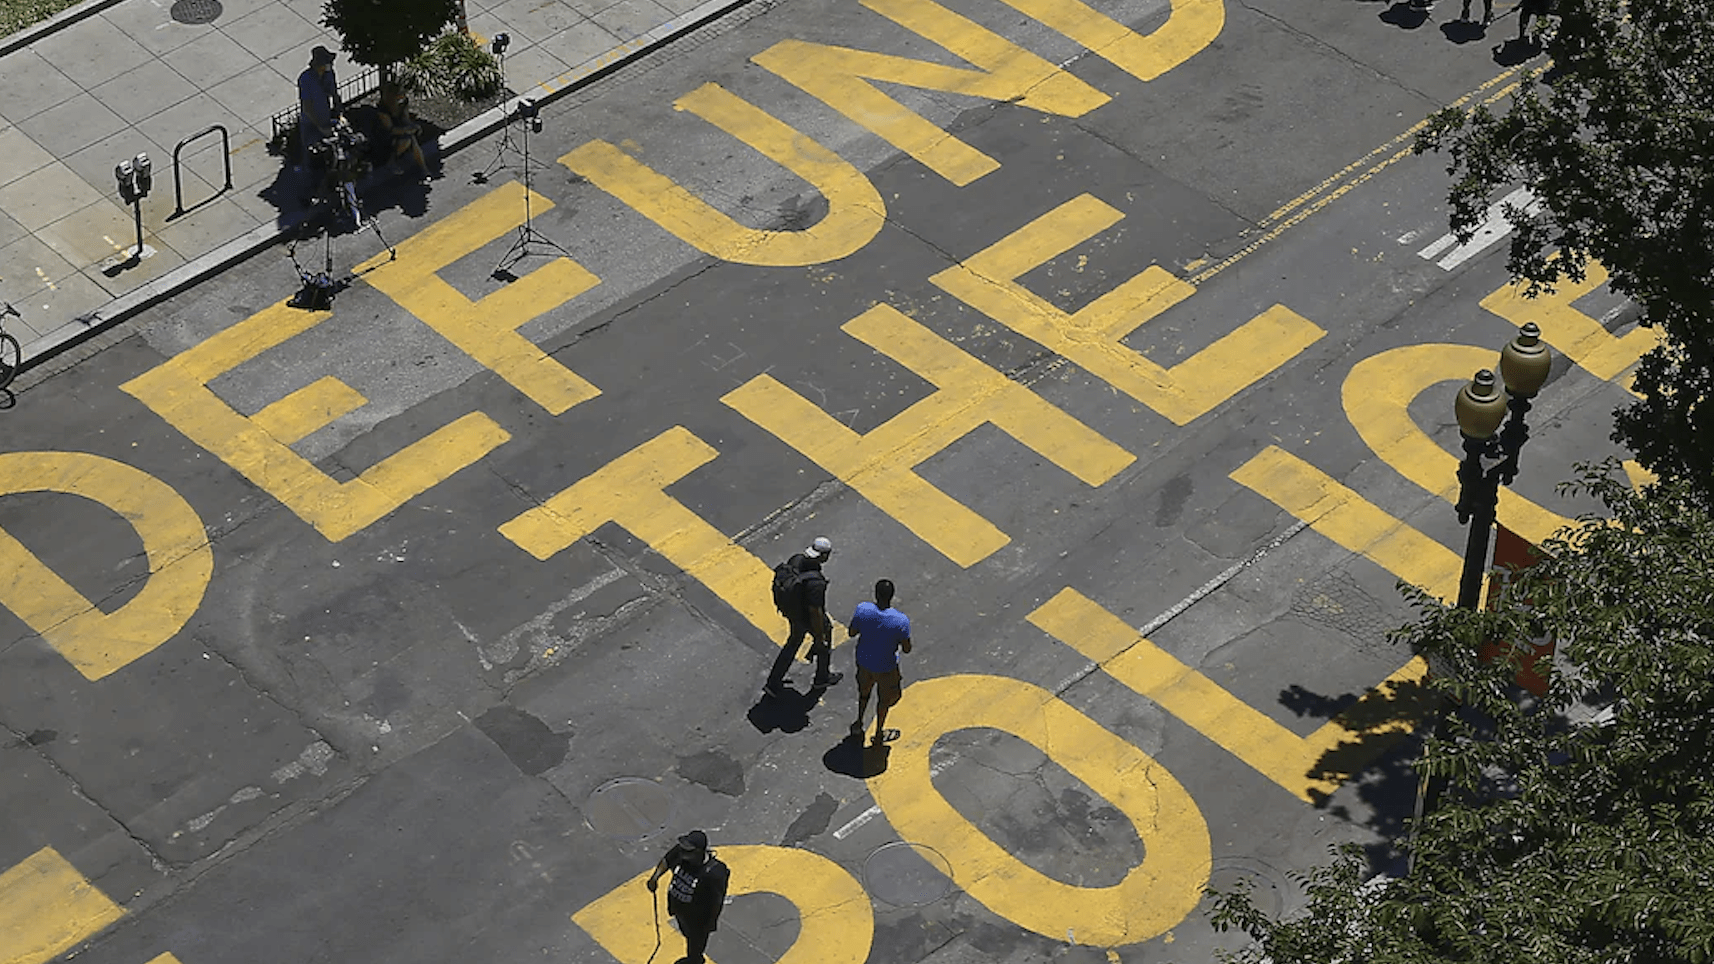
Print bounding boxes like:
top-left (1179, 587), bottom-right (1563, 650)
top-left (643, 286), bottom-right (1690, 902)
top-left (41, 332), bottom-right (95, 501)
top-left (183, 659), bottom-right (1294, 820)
top-left (1, 0), bottom-right (1651, 962)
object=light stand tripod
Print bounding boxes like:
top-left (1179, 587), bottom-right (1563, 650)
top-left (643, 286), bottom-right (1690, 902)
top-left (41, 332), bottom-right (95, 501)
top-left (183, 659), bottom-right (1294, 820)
top-left (491, 97), bottom-right (573, 281)
top-left (471, 33), bottom-right (519, 185)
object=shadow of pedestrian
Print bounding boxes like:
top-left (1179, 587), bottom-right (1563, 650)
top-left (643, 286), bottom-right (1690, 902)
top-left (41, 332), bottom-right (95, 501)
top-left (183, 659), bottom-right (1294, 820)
top-left (1378, 1), bottom-right (1431, 29)
top-left (1492, 36), bottom-right (1543, 64)
top-left (1441, 17), bottom-right (1488, 42)
top-left (823, 732), bottom-right (891, 778)
top-left (746, 687), bottom-right (817, 734)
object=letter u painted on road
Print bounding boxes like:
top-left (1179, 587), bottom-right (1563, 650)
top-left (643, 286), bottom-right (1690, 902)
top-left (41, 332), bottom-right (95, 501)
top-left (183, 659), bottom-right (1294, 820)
top-left (573, 845), bottom-right (873, 964)
top-left (0, 452), bottom-right (211, 680)
top-left (867, 674), bottom-right (1211, 945)
top-left (561, 84), bottom-right (886, 267)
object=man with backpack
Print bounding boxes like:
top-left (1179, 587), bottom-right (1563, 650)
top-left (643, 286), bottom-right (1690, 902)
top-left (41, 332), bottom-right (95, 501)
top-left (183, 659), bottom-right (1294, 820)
top-left (646, 829), bottom-right (730, 964)
top-left (765, 536), bottom-right (843, 697)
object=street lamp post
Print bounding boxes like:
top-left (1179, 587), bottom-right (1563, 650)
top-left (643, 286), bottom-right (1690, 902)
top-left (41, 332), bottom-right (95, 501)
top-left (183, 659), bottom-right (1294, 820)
top-left (1452, 321), bottom-right (1553, 610)
top-left (1409, 322), bottom-right (1552, 874)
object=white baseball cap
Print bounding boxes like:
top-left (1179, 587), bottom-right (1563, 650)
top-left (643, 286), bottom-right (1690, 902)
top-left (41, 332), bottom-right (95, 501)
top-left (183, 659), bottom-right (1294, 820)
top-left (804, 536), bottom-right (833, 559)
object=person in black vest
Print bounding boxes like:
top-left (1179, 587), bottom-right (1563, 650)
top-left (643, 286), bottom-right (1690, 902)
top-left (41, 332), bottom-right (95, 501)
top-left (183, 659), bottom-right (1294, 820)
top-left (764, 536), bottom-right (843, 697)
top-left (646, 829), bottom-right (730, 964)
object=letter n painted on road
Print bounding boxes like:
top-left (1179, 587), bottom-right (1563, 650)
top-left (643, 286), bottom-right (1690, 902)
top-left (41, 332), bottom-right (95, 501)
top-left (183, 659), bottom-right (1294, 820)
top-left (498, 427), bottom-right (790, 642)
top-left (1000, 0), bottom-right (1223, 82)
top-left (573, 845), bottom-right (873, 964)
top-left (560, 84), bottom-right (885, 266)
top-left (868, 674), bottom-right (1210, 945)
top-left (356, 181), bottom-right (602, 416)
top-left (752, 0), bottom-right (1108, 186)
top-left (122, 302), bottom-right (510, 542)
top-left (722, 304), bottom-right (1134, 566)
top-left (0, 453), bottom-right (211, 680)
top-left (933, 194), bottom-right (1323, 425)
top-left (0, 848), bottom-right (124, 964)
top-left (1029, 588), bottom-right (1433, 803)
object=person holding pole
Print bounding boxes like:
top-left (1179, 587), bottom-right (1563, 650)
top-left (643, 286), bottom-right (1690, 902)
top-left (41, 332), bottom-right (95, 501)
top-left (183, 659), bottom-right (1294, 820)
top-left (645, 830), bottom-right (729, 964)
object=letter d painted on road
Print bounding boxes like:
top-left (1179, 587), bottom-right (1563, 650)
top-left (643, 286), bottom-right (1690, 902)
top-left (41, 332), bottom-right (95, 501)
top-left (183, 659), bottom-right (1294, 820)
top-left (0, 452), bottom-right (212, 680)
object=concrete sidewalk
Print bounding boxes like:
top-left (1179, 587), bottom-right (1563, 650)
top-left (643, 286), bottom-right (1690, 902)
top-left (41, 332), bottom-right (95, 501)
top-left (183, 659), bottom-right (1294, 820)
top-left (0, 0), bottom-right (750, 368)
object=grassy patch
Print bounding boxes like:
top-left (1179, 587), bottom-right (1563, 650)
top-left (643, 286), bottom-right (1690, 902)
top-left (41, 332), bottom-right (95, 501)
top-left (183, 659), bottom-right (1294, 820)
top-left (1, 0), bottom-right (84, 37)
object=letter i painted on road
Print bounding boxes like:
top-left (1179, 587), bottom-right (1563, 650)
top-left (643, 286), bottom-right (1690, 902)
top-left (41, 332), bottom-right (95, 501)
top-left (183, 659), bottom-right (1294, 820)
top-left (561, 85), bottom-right (886, 267)
top-left (933, 194), bottom-right (1324, 425)
top-left (722, 304), bottom-right (1135, 567)
top-left (751, 0), bottom-right (1109, 186)
top-left (573, 846), bottom-right (873, 964)
top-left (1028, 587), bottom-right (1433, 803)
top-left (122, 301), bottom-right (510, 543)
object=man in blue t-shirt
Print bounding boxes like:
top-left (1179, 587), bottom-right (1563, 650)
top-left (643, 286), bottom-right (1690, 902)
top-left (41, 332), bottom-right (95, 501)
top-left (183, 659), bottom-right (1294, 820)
top-left (847, 579), bottom-right (912, 747)
top-left (297, 45), bottom-right (341, 166)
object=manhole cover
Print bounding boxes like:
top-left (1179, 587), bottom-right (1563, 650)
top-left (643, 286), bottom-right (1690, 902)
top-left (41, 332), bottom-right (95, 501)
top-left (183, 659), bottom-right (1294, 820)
top-left (863, 841), bottom-right (954, 907)
top-left (583, 778), bottom-right (672, 840)
top-left (1206, 856), bottom-right (1295, 918)
top-left (169, 0), bottom-right (223, 24)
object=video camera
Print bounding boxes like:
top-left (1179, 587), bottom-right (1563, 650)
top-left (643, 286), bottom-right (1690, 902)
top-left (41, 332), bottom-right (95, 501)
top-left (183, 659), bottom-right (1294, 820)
top-left (309, 124), bottom-right (369, 178)
top-left (512, 97), bottom-right (543, 133)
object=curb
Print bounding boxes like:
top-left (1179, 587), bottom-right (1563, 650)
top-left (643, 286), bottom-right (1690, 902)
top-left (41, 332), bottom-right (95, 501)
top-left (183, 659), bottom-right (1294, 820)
top-left (16, 0), bottom-right (770, 377)
top-left (0, 0), bottom-right (128, 58)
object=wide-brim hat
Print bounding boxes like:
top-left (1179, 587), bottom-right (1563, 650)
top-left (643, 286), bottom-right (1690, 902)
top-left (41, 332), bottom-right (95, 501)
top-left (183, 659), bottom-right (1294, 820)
top-left (310, 45), bottom-right (336, 65)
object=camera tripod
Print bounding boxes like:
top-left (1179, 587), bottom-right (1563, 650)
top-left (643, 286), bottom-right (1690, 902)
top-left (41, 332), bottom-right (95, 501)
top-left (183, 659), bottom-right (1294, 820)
top-left (491, 100), bottom-right (573, 280)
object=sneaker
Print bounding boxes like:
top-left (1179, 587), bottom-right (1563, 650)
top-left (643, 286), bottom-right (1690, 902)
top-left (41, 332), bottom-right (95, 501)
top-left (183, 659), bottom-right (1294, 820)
top-left (812, 671), bottom-right (844, 688)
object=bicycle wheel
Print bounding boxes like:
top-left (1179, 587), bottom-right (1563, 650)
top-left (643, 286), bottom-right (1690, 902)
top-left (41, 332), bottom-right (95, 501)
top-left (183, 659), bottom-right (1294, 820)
top-left (0, 331), bottom-right (20, 391)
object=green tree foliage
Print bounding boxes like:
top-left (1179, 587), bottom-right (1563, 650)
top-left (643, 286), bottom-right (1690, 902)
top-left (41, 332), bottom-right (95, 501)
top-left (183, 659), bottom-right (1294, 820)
top-left (1415, 0), bottom-right (1714, 498)
top-left (397, 31), bottom-right (503, 102)
top-left (321, 0), bottom-right (461, 72)
top-left (1207, 467), bottom-right (1714, 964)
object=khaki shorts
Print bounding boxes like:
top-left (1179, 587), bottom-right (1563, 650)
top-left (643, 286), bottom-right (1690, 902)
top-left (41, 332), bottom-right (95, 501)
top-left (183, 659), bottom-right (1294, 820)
top-left (857, 666), bottom-right (902, 706)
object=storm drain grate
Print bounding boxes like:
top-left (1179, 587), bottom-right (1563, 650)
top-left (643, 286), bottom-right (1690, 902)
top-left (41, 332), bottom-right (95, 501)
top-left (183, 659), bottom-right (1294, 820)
top-left (169, 0), bottom-right (223, 24)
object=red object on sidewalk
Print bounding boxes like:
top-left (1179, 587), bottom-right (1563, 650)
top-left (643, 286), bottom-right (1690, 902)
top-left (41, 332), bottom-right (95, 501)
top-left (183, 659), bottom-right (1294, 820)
top-left (1478, 523), bottom-right (1553, 695)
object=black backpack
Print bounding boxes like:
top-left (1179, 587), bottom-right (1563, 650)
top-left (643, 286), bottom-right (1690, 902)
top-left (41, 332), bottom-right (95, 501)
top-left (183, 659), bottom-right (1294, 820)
top-left (772, 553), bottom-right (808, 620)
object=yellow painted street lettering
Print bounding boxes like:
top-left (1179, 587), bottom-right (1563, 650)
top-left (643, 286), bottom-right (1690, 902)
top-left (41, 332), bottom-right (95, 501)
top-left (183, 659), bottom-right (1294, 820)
top-left (499, 426), bottom-right (846, 645)
top-left (1343, 343), bottom-right (1577, 546)
top-left (0, 848), bottom-right (124, 964)
top-left (996, 0), bottom-right (1224, 82)
top-left (357, 182), bottom-right (603, 415)
top-left (722, 304), bottom-right (1134, 566)
top-left (1230, 446), bottom-right (1462, 601)
top-left (0, 452), bottom-right (212, 680)
top-left (868, 673), bottom-right (1210, 945)
top-left (1029, 588), bottom-right (1432, 803)
top-left (932, 194), bottom-right (1324, 425)
top-left (752, 0), bottom-right (1108, 186)
top-left (573, 844), bottom-right (873, 964)
top-left (1480, 259), bottom-right (1660, 387)
top-left (561, 84), bottom-right (885, 266)
top-left (122, 301), bottom-right (510, 542)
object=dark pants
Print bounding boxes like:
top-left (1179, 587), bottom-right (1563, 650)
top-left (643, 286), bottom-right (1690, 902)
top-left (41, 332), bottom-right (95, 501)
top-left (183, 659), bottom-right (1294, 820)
top-left (674, 914), bottom-right (711, 963)
top-left (767, 615), bottom-right (830, 688)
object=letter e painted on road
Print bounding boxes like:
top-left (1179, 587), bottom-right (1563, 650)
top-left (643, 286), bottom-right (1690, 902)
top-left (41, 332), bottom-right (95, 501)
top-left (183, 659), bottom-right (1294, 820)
top-left (868, 673), bottom-right (1210, 945)
top-left (723, 304), bottom-right (1134, 567)
top-left (0, 452), bottom-right (211, 680)
top-left (356, 181), bottom-right (603, 416)
top-left (573, 844), bottom-right (873, 964)
top-left (933, 194), bottom-right (1323, 425)
top-left (122, 301), bottom-right (510, 542)
top-left (752, 0), bottom-right (1108, 186)
top-left (561, 84), bottom-right (886, 267)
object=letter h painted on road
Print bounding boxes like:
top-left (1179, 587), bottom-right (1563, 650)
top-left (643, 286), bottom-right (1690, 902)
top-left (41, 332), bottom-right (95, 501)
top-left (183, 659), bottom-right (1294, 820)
top-left (722, 305), bottom-right (1135, 567)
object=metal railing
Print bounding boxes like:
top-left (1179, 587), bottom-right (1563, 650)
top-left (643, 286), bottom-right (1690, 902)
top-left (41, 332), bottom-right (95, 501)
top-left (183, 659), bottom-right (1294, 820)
top-left (169, 124), bottom-right (234, 219)
top-left (269, 65), bottom-right (381, 146)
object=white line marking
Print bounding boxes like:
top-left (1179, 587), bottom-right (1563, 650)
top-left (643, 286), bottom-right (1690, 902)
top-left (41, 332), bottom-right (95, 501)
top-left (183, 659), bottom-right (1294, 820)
top-left (1418, 187), bottom-right (1539, 271)
top-left (831, 755), bottom-right (957, 839)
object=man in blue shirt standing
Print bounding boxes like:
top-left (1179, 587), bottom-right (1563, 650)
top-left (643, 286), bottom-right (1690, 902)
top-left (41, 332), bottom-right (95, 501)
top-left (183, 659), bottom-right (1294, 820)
top-left (848, 579), bottom-right (912, 747)
top-left (297, 45), bottom-right (341, 165)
